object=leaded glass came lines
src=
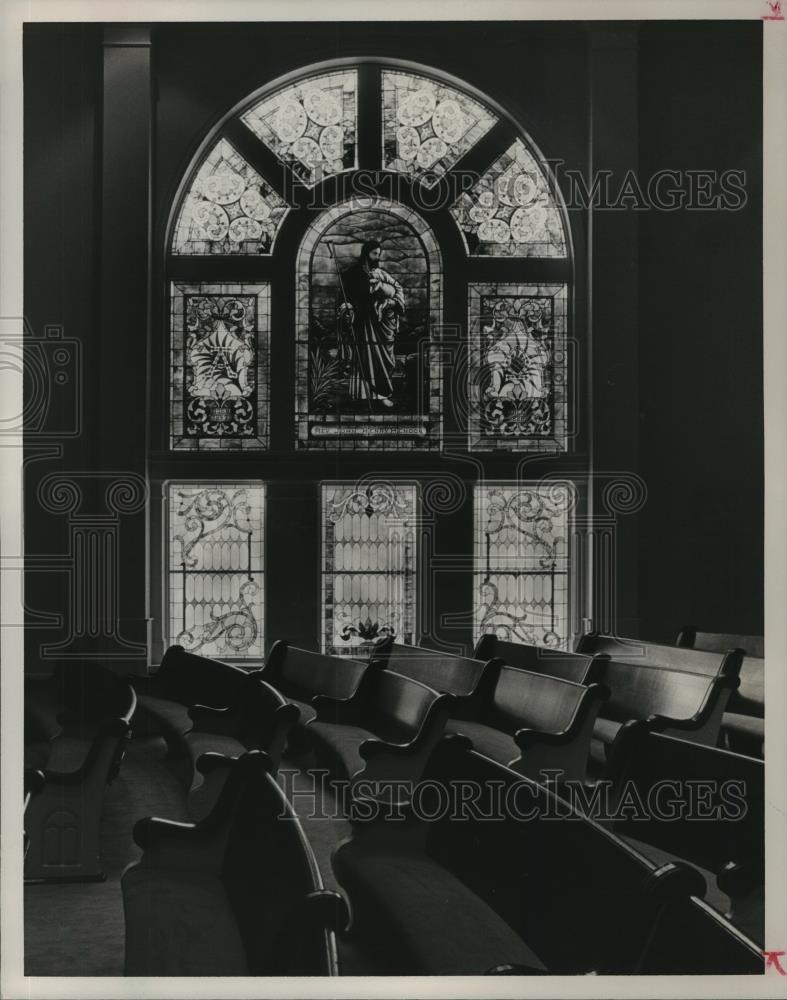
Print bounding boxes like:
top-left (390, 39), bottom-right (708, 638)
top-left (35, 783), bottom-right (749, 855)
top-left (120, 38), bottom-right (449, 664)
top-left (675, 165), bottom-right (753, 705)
top-left (474, 483), bottom-right (573, 649)
top-left (381, 70), bottom-right (497, 186)
top-left (167, 483), bottom-right (265, 660)
top-left (172, 139), bottom-right (288, 255)
top-left (451, 140), bottom-right (567, 257)
top-left (322, 482), bottom-right (418, 655)
top-left (242, 70), bottom-right (358, 186)
top-left (170, 283), bottom-right (270, 451)
top-left (468, 283), bottom-right (567, 452)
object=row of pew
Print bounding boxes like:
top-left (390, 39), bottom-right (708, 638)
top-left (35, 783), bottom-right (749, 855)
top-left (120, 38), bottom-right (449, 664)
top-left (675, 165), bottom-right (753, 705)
top-left (23, 627), bottom-right (765, 976)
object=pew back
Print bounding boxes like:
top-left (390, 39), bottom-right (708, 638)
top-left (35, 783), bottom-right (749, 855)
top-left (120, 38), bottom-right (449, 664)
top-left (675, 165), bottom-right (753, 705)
top-left (380, 642), bottom-right (491, 698)
top-left (601, 661), bottom-right (719, 723)
top-left (366, 670), bottom-right (444, 742)
top-left (475, 634), bottom-right (605, 685)
top-left (578, 634), bottom-right (741, 680)
top-left (419, 743), bottom-right (705, 973)
top-left (488, 666), bottom-right (591, 735)
top-left (141, 644), bottom-right (250, 706)
top-left (677, 627), bottom-right (764, 659)
top-left (677, 628), bottom-right (764, 718)
top-left (265, 641), bottom-right (370, 702)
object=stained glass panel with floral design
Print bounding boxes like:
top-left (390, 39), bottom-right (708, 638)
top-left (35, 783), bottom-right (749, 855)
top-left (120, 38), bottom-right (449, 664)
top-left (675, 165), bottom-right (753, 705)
top-left (242, 70), bottom-right (357, 187)
top-left (167, 483), bottom-right (265, 660)
top-left (172, 138), bottom-right (289, 255)
top-left (474, 483), bottom-right (573, 649)
top-left (468, 283), bottom-right (567, 452)
top-left (451, 140), bottom-right (566, 257)
top-left (170, 283), bottom-right (270, 450)
top-left (381, 70), bottom-right (497, 186)
top-left (322, 482), bottom-right (418, 655)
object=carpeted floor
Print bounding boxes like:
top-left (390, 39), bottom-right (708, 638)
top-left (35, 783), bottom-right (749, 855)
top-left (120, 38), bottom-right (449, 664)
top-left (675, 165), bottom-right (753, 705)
top-left (24, 737), bottom-right (364, 977)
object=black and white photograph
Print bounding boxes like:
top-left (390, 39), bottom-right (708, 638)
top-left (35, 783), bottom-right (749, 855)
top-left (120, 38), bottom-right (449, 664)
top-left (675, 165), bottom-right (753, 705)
top-left (1, 0), bottom-right (786, 995)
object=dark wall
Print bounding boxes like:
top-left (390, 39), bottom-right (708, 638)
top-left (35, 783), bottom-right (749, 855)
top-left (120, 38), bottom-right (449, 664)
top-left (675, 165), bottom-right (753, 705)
top-left (637, 22), bottom-right (763, 641)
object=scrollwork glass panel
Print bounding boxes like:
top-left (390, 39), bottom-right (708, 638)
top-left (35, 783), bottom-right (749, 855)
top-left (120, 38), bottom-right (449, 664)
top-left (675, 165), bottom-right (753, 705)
top-left (242, 70), bottom-right (357, 187)
top-left (468, 283), bottom-right (567, 452)
top-left (171, 138), bottom-right (288, 255)
top-left (451, 140), bottom-right (567, 257)
top-left (170, 283), bottom-right (270, 450)
top-left (322, 482), bottom-right (418, 655)
top-left (167, 482), bottom-right (265, 660)
top-left (381, 70), bottom-right (497, 186)
top-left (474, 483), bottom-right (573, 649)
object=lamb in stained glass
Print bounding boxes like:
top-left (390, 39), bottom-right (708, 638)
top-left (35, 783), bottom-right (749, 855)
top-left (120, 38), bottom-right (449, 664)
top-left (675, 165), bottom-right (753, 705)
top-left (185, 296), bottom-right (257, 439)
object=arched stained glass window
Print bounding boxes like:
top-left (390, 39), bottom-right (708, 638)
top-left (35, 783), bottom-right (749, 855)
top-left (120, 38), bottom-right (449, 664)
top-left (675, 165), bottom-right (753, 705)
top-left (381, 70), bottom-right (497, 184)
top-left (163, 59), bottom-right (577, 658)
top-left (172, 138), bottom-right (289, 255)
top-left (241, 69), bottom-right (358, 186)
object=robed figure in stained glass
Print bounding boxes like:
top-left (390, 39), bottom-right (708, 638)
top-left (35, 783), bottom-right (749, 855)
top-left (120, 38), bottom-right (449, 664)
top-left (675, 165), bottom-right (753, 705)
top-left (337, 240), bottom-right (405, 408)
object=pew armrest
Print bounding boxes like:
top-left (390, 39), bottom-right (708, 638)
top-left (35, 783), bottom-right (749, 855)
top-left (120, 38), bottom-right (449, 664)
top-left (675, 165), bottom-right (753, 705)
top-left (514, 726), bottom-right (574, 751)
top-left (311, 692), bottom-right (361, 726)
top-left (131, 815), bottom-right (228, 874)
top-left (188, 702), bottom-right (242, 736)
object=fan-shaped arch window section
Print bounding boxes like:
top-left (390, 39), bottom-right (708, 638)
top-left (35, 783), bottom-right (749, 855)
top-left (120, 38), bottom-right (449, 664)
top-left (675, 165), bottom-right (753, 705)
top-left (241, 69), bottom-right (358, 187)
top-left (451, 140), bottom-right (567, 257)
top-left (171, 138), bottom-right (289, 255)
top-left (381, 70), bottom-right (497, 185)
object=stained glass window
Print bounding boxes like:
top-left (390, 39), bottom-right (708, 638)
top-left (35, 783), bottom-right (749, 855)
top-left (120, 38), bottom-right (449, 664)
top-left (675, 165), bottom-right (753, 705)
top-left (242, 70), bottom-right (357, 187)
top-left (381, 70), bottom-right (497, 185)
top-left (451, 140), bottom-right (567, 257)
top-left (468, 283), bottom-right (567, 452)
top-left (295, 199), bottom-right (443, 450)
top-left (171, 138), bottom-right (289, 255)
top-left (167, 482), bottom-right (265, 660)
top-left (322, 482), bottom-right (418, 655)
top-left (474, 483), bottom-right (573, 649)
top-left (170, 283), bottom-right (270, 451)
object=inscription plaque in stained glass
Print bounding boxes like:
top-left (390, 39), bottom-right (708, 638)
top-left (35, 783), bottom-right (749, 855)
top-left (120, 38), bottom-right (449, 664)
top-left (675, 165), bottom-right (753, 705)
top-left (451, 140), bottom-right (567, 257)
top-left (242, 70), bottom-right (357, 187)
top-left (474, 483), bottom-right (572, 649)
top-left (296, 200), bottom-right (443, 451)
top-left (322, 482), bottom-right (418, 655)
top-left (468, 283), bottom-right (567, 452)
top-left (170, 283), bottom-right (270, 450)
top-left (172, 138), bottom-right (288, 255)
top-left (381, 70), bottom-right (497, 186)
top-left (167, 482), bottom-right (264, 660)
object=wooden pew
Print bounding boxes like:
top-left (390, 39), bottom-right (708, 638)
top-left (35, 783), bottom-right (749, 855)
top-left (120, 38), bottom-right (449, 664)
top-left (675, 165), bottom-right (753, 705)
top-left (259, 638), bottom-right (386, 729)
top-left (677, 626), bottom-right (764, 757)
top-left (475, 634), bottom-right (608, 685)
top-left (307, 669), bottom-right (452, 797)
top-left (447, 662), bottom-right (608, 783)
top-left (24, 663), bottom-right (136, 882)
top-left (575, 635), bottom-right (742, 775)
top-left (332, 736), bottom-right (710, 975)
top-left (607, 726), bottom-right (764, 941)
top-left (24, 769), bottom-right (45, 861)
top-left (588, 662), bottom-right (739, 777)
top-left (122, 751), bottom-right (348, 976)
top-left (184, 676), bottom-right (300, 820)
top-left (129, 645), bottom-right (251, 746)
top-left (374, 641), bottom-right (497, 698)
